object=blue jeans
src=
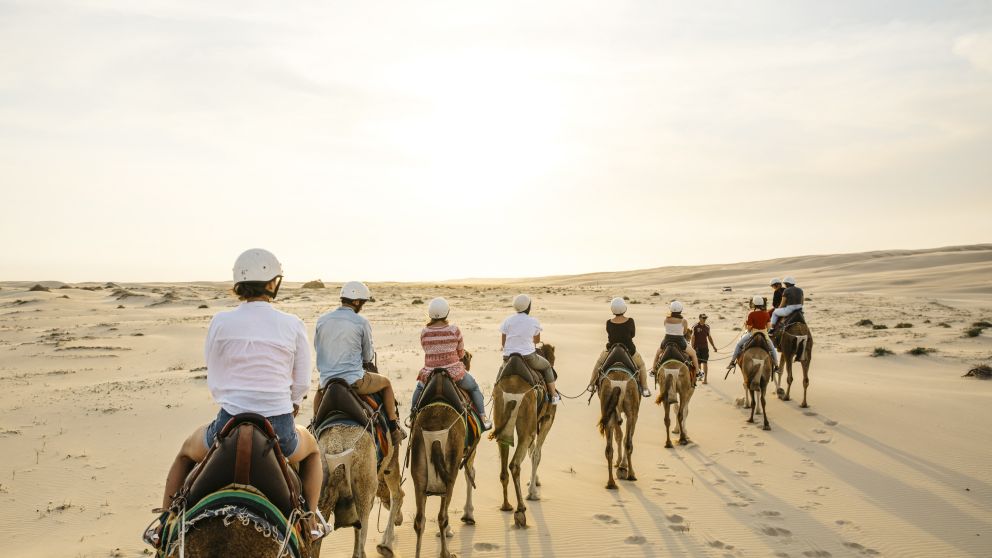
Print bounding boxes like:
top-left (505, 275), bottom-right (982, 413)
top-left (204, 408), bottom-right (299, 456)
top-left (731, 332), bottom-right (779, 363)
top-left (412, 373), bottom-right (485, 416)
top-left (770, 304), bottom-right (803, 326)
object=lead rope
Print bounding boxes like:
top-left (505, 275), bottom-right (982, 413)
top-left (177, 501), bottom-right (187, 558)
top-left (275, 508), bottom-right (301, 558)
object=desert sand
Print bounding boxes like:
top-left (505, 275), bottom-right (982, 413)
top-left (0, 245), bottom-right (990, 557)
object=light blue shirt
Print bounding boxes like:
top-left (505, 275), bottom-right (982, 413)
top-left (315, 306), bottom-right (374, 387)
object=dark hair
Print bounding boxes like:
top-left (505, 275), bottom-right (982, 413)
top-left (670, 311), bottom-right (683, 319)
top-left (233, 281), bottom-right (270, 301)
top-left (426, 318), bottom-right (448, 327)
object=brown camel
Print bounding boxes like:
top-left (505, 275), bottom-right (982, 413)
top-left (491, 344), bottom-right (557, 528)
top-left (595, 344), bottom-right (641, 490)
top-left (163, 516), bottom-right (311, 558)
top-left (654, 348), bottom-right (695, 448)
top-left (315, 424), bottom-right (403, 558)
top-left (740, 344), bottom-right (773, 430)
top-left (774, 323), bottom-right (813, 408)
top-left (410, 391), bottom-right (480, 558)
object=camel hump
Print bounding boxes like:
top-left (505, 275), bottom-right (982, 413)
top-left (183, 414), bottom-right (302, 517)
top-left (497, 354), bottom-right (544, 388)
top-left (313, 379), bottom-right (376, 428)
top-left (602, 344), bottom-right (637, 377)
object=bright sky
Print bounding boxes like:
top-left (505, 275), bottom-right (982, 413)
top-left (1, 1), bottom-right (990, 282)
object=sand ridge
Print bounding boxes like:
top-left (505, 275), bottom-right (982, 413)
top-left (0, 245), bottom-right (990, 557)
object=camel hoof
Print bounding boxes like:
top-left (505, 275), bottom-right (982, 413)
top-left (500, 503), bottom-right (513, 512)
top-left (513, 510), bottom-right (527, 528)
top-left (460, 515), bottom-right (476, 525)
top-left (606, 482), bottom-right (618, 490)
top-left (376, 544), bottom-right (394, 558)
top-left (746, 418), bottom-right (754, 423)
top-left (394, 515), bottom-right (403, 526)
top-left (782, 395), bottom-right (791, 402)
top-left (763, 424), bottom-right (771, 431)
top-left (616, 467), bottom-right (628, 480)
top-left (679, 438), bottom-right (688, 446)
top-left (526, 492), bottom-right (540, 501)
top-left (665, 441), bottom-right (673, 449)
top-left (626, 474), bottom-right (637, 482)
top-left (776, 388), bottom-right (785, 398)
top-left (800, 402), bottom-right (809, 409)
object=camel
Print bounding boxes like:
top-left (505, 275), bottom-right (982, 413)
top-left (491, 344), bottom-right (557, 528)
top-left (654, 346), bottom-right (695, 448)
top-left (595, 344), bottom-right (641, 490)
top-left (409, 373), bottom-right (481, 558)
top-left (162, 517), bottom-right (310, 558)
top-left (740, 343), bottom-right (773, 430)
top-left (315, 423), bottom-right (403, 558)
top-left (774, 322), bottom-right (813, 408)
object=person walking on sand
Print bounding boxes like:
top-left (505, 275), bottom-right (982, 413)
top-left (588, 297), bottom-right (651, 397)
top-left (314, 281), bottom-right (406, 444)
top-left (500, 294), bottom-right (561, 404)
top-left (150, 249), bottom-right (323, 545)
top-left (410, 297), bottom-right (492, 430)
top-left (690, 313), bottom-right (718, 384)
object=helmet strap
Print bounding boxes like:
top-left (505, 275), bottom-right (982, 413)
top-left (264, 276), bottom-right (283, 299)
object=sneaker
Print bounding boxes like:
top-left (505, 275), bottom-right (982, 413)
top-left (550, 393), bottom-right (562, 405)
top-left (482, 417), bottom-right (493, 431)
top-left (587, 384), bottom-right (596, 393)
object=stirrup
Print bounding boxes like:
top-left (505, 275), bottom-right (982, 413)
top-left (142, 511), bottom-right (169, 547)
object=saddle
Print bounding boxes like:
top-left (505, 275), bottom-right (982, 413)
top-left (782, 310), bottom-right (807, 327)
top-left (311, 379), bottom-right (390, 465)
top-left (741, 331), bottom-right (771, 354)
top-left (600, 343), bottom-right (637, 378)
top-left (496, 353), bottom-right (549, 388)
top-left (656, 342), bottom-right (692, 371)
top-left (414, 368), bottom-right (483, 450)
top-left (180, 413), bottom-right (302, 517)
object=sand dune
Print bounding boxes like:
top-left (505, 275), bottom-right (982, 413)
top-left (0, 245), bottom-right (990, 557)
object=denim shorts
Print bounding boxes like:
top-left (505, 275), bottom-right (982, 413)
top-left (204, 408), bottom-right (299, 457)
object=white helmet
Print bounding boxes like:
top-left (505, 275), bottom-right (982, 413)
top-left (610, 297), bottom-right (627, 315)
top-left (770, 277), bottom-right (782, 286)
top-left (340, 281), bottom-right (371, 301)
top-left (752, 295), bottom-right (765, 307)
top-left (513, 294), bottom-right (532, 312)
top-left (233, 249), bottom-right (283, 283)
top-left (428, 297), bottom-right (450, 320)
top-left (783, 276), bottom-right (797, 285)
top-left (670, 301), bottom-right (684, 313)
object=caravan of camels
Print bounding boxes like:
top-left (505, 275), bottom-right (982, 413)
top-left (146, 249), bottom-right (812, 558)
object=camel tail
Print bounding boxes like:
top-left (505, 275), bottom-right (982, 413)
top-left (598, 386), bottom-right (621, 436)
top-left (430, 439), bottom-right (450, 485)
top-left (656, 371), bottom-right (674, 406)
top-left (326, 450), bottom-right (360, 530)
top-left (490, 399), bottom-right (519, 446)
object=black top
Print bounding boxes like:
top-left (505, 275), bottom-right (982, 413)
top-left (606, 318), bottom-right (636, 354)
top-left (772, 287), bottom-right (785, 309)
top-left (783, 286), bottom-right (804, 306)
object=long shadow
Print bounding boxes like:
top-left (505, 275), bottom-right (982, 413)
top-left (770, 425), bottom-right (992, 556)
top-left (622, 481), bottom-right (715, 558)
top-left (605, 483), bottom-right (665, 558)
top-left (524, 498), bottom-right (557, 558)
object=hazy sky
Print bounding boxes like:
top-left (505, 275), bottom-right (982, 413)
top-left (1, 0), bottom-right (990, 282)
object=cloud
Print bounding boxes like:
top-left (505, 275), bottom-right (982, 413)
top-left (954, 32), bottom-right (992, 73)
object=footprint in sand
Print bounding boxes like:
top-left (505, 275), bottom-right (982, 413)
top-left (473, 543), bottom-right (500, 552)
top-left (625, 535), bottom-right (647, 545)
top-left (760, 510), bottom-right (782, 519)
top-left (761, 526), bottom-right (792, 537)
top-left (813, 429), bottom-right (827, 434)
top-left (824, 420), bottom-right (838, 426)
top-left (666, 514), bottom-right (684, 523)
top-left (843, 542), bottom-right (880, 555)
top-left (802, 551), bottom-right (831, 557)
top-left (708, 540), bottom-right (726, 549)
top-left (803, 411), bottom-right (818, 417)
top-left (594, 513), bottom-right (620, 525)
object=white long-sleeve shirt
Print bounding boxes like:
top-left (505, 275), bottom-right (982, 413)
top-left (205, 301), bottom-right (312, 416)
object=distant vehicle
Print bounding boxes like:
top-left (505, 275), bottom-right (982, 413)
top-left (722, 286), bottom-right (733, 292)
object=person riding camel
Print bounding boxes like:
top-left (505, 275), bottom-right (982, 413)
top-left (500, 294), bottom-right (561, 404)
top-left (410, 297), bottom-right (492, 430)
top-left (149, 249), bottom-right (323, 546)
top-left (770, 276), bottom-right (804, 332)
top-left (769, 277), bottom-right (785, 316)
top-left (314, 281), bottom-right (406, 445)
top-left (587, 297), bottom-right (651, 397)
top-left (727, 295), bottom-right (780, 372)
top-left (653, 301), bottom-right (701, 380)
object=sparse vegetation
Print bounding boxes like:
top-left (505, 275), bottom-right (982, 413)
top-left (964, 365), bottom-right (992, 379)
top-left (198, 304), bottom-right (208, 309)
top-left (855, 319), bottom-right (873, 327)
top-left (937, 322), bottom-right (951, 328)
top-left (872, 324), bottom-right (888, 330)
top-left (973, 321), bottom-right (992, 328)
top-left (412, 298), bottom-right (424, 305)
top-left (871, 347), bottom-right (894, 357)
top-left (651, 292), bottom-right (660, 297)
top-left (894, 323), bottom-right (913, 329)
top-left (965, 327), bottom-right (984, 338)
top-left (29, 284), bottom-right (49, 292)
top-left (907, 347), bottom-right (936, 356)
top-left (301, 279), bottom-right (325, 289)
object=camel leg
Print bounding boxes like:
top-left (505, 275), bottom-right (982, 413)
top-left (438, 491), bottom-right (453, 558)
top-left (413, 485), bottom-right (426, 558)
top-left (800, 360), bottom-right (810, 408)
top-left (677, 392), bottom-right (689, 445)
top-left (748, 387), bottom-right (756, 423)
top-left (784, 358), bottom-right (794, 401)
top-left (761, 377), bottom-right (771, 431)
top-left (605, 418), bottom-right (617, 489)
top-left (613, 421), bottom-right (626, 481)
top-left (377, 457), bottom-right (403, 557)
top-left (461, 450), bottom-right (477, 525)
top-left (680, 392), bottom-right (691, 443)
top-left (510, 429), bottom-right (533, 528)
top-left (498, 442), bottom-right (513, 512)
top-left (775, 353), bottom-right (786, 398)
top-left (663, 400), bottom-right (673, 449)
top-left (624, 409), bottom-right (637, 481)
top-left (672, 399), bottom-right (681, 435)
